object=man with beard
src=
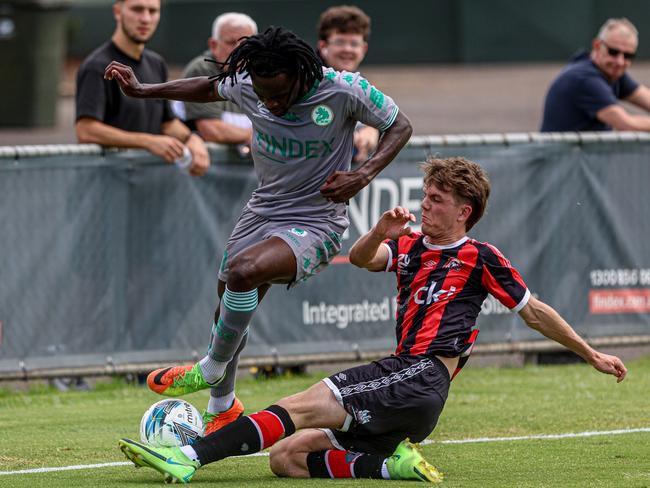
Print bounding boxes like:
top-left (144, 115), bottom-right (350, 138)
top-left (75, 0), bottom-right (209, 176)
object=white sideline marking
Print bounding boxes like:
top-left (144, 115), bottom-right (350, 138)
top-left (0, 462), bottom-right (131, 475)
top-left (421, 427), bottom-right (650, 445)
top-left (1, 427), bottom-right (649, 476)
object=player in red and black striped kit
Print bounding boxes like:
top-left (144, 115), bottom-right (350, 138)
top-left (118, 156), bottom-right (627, 484)
top-left (385, 228), bottom-right (530, 379)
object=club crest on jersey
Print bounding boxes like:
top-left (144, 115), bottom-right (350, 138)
top-left (443, 257), bottom-right (463, 271)
top-left (311, 104), bottom-right (334, 126)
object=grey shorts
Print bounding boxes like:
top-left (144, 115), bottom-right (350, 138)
top-left (218, 206), bottom-right (347, 286)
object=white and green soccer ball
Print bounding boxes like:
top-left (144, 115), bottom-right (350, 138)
top-left (139, 399), bottom-right (204, 447)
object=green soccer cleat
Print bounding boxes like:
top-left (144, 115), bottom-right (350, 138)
top-left (147, 363), bottom-right (217, 397)
top-left (386, 439), bottom-right (444, 483)
top-left (118, 438), bottom-right (200, 484)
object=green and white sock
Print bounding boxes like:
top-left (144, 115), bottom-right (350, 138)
top-left (200, 288), bottom-right (257, 383)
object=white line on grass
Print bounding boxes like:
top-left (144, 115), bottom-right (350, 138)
top-left (423, 427), bottom-right (650, 445)
top-left (0, 462), bottom-right (131, 475)
top-left (2, 427), bottom-right (649, 476)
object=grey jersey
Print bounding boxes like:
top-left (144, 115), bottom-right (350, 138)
top-left (218, 67), bottom-right (399, 221)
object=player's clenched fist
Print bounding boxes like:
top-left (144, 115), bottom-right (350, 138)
top-left (320, 170), bottom-right (368, 203)
top-left (104, 61), bottom-right (143, 96)
top-left (375, 206), bottom-right (416, 240)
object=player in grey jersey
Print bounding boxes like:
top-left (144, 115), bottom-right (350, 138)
top-left (104, 26), bottom-right (412, 434)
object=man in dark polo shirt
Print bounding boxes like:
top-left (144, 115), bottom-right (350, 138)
top-left (541, 18), bottom-right (650, 132)
top-left (75, 0), bottom-right (209, 176)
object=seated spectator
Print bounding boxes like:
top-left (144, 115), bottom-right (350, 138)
top-left (541, 18), bottom-right (650, 132)
top-left (180, 12), bottom-right (257, 145)
top-left (75, 0), bottom-right (208, 176)
top-left (317, 5), bottom-right (378, 162)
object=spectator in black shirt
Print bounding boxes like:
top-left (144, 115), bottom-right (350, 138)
top-left (75, 0), bottom-right (209, 176)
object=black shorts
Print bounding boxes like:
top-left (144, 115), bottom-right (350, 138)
top-left (321, 354), bottom-right (450, 456)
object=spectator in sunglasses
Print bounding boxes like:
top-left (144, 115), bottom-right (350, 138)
top-left (541, 18), bottom-right (650, 132)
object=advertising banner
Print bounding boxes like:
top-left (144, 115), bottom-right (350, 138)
top-left (0, 140), bottom-right (648, 373)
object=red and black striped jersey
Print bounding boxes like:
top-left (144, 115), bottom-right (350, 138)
top-left (383, 233), bottom-right (530, 375)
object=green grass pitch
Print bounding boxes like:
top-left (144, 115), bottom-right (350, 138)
top-left (1, 355), bottom-right (649, 488)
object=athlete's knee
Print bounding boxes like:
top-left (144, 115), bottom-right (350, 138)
top-left (227, 253), bottom-right (261, 290)
top-left (269, 438), bottom-right (309, 478)
top-left (269, 443), bottom-right (289, 477)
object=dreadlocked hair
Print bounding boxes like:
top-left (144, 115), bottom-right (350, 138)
top-left (213, 26), bottom-right (323, 91)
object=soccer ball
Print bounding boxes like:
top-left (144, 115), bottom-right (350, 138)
top-left (139, 399), bottom-right (204, 447)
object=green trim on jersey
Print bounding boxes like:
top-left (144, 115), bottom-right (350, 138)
top-left (298, 79), bottom-right (321, 103)
top-left (378, 106), bottom-right (400, 132)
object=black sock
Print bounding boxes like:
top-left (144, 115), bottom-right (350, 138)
top-left (352, 453), bottom-right (385, 478)
top-left (192, 404), bottom-right (295, 465)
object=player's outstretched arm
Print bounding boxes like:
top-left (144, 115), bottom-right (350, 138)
top-left (518, 296), bottom-right (627, 382)
top-left (349, 207), bottom-right (415, 271)
top-left (103, 61), bottom-right (224, 103)
top-left (320, 111), bottom-right (412, 203)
